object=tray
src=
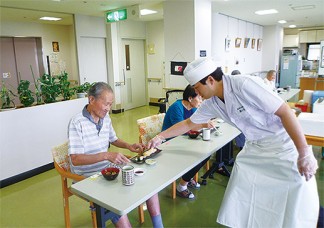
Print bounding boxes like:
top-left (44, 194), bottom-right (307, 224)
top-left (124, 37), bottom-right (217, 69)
top-left (130, 148), bottom-right (162, 164)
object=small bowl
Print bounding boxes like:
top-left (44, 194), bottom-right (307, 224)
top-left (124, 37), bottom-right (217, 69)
top-left (134, 168), bottom-right (146, 176)
top-left (145, 159), bottom-right (157, 165)
top-left (188, 130), bottom-right (200, 139)
top-left (101, 167), bottom-right (120, 181)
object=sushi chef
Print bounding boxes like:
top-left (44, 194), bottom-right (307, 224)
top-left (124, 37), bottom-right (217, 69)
top-left (148, 57), bottom-right (319, 227)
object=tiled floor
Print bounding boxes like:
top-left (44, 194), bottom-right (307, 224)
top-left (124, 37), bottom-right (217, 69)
top-left (0, 105), bottom-right (323, 227)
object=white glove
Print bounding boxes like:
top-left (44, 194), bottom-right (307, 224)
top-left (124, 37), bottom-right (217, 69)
top-left (297, 146), bottom-right (318, 181)
top-left (147, 135), bottom-right (165, 149)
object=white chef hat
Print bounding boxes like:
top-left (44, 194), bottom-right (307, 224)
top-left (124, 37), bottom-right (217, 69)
top-left (184, 57), bottom-right (219, 85)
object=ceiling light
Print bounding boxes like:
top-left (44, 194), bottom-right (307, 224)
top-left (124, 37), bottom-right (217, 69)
top-left (39, 17), bottom-right (62, 21)
top-left (255, 9), bottom-right (278, 15)
top-left (291, 5), bottom-right (315, 10)
top-left (140, 9), bottom-right (157, 16)
top-left (289, 25), bottom-right (297, 28)
top-left (278, 20), bottom-right (287, 24)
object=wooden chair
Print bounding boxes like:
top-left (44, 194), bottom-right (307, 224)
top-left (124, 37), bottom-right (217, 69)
top-left (52, 142), bottom-right (146, 226)
top-left (52, 141), bottom-right (97, 228)
top-left (137, 113), bottom-right (185, 200)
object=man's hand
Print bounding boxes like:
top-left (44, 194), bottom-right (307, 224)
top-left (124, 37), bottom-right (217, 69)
top-left (147, 135), bottom-right (165, 149)
top-left (297, 146), bottom-right (318, 181)
top-left (106, 152), bottom-right (130, 165)
top-left (128, 143), bottom-right (145, 153)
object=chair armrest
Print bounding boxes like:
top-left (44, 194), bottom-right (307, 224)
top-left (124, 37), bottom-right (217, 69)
top-left (54, 161), bottom-right (85, 182)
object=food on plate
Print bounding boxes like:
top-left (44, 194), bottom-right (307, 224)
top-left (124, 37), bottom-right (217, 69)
top-left (143, 148), bottom-right (157, 157)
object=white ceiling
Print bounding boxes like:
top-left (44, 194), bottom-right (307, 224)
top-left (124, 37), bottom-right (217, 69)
top-left (0, 0), bottom-right (323, 32)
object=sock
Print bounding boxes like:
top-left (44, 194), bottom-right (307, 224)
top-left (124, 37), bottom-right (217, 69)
top-left (151, 214), bottom-right (164, 228)
top-left (177, 184), bottom-right (187, 192)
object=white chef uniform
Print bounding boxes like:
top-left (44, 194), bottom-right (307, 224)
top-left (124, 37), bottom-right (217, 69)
top-left (191, 74), bottom-right (319, 228)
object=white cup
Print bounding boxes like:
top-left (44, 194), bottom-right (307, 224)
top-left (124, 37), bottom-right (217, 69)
top-left (122, 165), bottom-right (135, 186)
top-left (202, 128), bottom-right (211, 141)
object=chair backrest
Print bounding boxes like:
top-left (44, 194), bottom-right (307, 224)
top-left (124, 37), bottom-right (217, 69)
top-left (52, 141), bottom-right (70, 172)
top-left (165, 90), bottom-right (184, 111)
top-left (137, 113), bottom-right (165, 144)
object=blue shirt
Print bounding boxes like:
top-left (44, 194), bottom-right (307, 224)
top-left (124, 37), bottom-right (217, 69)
top-left (162, 100), bottom-right (197, 131)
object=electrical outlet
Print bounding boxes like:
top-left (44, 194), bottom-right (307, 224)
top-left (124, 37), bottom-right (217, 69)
top-left (3, 72), bottom-right (11, 78)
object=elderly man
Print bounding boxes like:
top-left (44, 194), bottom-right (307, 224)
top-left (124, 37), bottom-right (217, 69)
top-left (68, 82), bottom-right (163, 228)
top-left (148, 58), bottom-right (319, 228)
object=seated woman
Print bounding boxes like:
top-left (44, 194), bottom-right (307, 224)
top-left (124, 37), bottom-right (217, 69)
top-left (263, 70), bottom-right (277, 90)
top-left (162, 84), bottom-right (210, 199)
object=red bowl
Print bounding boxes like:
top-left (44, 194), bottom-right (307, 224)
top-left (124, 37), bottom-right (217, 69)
top-left (101, 167), bottom-right (120, 181)
top-left (188, 130), bottom-right (200, 139)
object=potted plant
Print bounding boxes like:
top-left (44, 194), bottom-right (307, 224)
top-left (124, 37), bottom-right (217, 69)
top-left (39, 74), bottom-right (60, 103)
top-left (57, 72), bottom-right (74, 101)
top-left (75, 82), bottom-right (91, 98)
top-left (17, 79), bottom-right (35, 107)
top-left (30, 65), bottom-right (42, 105)
top-left (0, 80), bottom-right (17, 110)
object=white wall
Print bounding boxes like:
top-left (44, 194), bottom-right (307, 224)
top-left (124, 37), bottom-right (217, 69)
top-left (0, 98), bottom-right (88, 180)
top-left (164, 0), bottom-right (195, 89)
top-left (0, 21), bottom-right (78, 80)
top-left (74, 14), bottom-right (108, 84)
top-left (146, 20), bottom-right (165, 100)
top-left (194, 0), bottom-right (212, 59)
top-left (262, 25), bottom-right (283, 73)
top-left (211, 13), bottom-right (263, 75)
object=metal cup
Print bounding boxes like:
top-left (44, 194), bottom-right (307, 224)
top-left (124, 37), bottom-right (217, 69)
top-left (121, 165), bottom-right (135, 186)
top-left (202, 128), bottom-right (211, 141)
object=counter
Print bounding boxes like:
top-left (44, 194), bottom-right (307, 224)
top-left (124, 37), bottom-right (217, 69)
top-left (299, 77), bottom-right (324, 100)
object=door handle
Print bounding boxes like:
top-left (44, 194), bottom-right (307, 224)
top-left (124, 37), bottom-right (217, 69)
top-left (122, 69), bottom-right (126, 85)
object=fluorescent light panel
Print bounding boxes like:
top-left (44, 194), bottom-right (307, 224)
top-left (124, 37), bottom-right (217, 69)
top-left (39, 16), bottom-right (62, 21)
top-left (289, 25), bottom-right (297, 28)
top-left (278, 20), bottom-right (287, 24)
top-left (140, 9), bottom-right (157, 16)
top-left (255, 9), bottom-right (278, 15)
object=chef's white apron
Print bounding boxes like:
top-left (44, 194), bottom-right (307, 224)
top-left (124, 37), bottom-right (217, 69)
top-left (217, 130), bottom-right (319, 228)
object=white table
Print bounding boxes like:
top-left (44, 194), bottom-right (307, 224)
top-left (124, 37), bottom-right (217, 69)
top-left (277, 88), bottom-right (300, 101)
top-left (71, 123), bottom-right (240, 219)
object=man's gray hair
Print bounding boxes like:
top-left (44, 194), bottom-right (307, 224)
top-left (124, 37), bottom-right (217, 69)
top-left (88, 82), bottom-right (113, 99)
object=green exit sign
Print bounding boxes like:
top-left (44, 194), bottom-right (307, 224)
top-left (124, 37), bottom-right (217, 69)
top-left (106, 9), bottom-right (127, 23)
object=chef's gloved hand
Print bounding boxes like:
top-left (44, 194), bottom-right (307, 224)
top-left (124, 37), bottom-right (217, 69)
top-left (147, 135), bottom-right (165, 149)
top-left (297, 146), bottom-right (318, 181)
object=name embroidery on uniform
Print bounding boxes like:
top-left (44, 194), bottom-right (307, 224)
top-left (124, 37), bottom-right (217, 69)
top-left (237, 106), bottom-right (245, 113)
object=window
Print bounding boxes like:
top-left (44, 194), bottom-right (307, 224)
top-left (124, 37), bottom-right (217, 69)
top-left (307, 44), bottom-right (320, 60)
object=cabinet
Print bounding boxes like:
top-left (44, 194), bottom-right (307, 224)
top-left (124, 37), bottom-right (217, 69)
top-left (299, 30), bottom-right (324, 43)
top-left (283, 35), bottom-right (299, 47)
top-left (317, 30), bottom-right (324, 42)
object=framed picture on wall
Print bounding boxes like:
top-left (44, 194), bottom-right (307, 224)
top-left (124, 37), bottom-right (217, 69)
top-left (251, 39), bottom-right (256, 49)
top-left (244, 38), bottom-right (250, 48)
top-left (170, 61), bottom-right (187, 75)
top-left (235, 38), bottom-right (241, 48)
top-left (52, 41), bottom-right (59, 52)
top-left (257, 39), bottom-right (262, 51)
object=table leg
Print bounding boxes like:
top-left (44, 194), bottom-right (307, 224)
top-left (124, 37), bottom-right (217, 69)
top-left (94, 204), bottom-right (116, 228)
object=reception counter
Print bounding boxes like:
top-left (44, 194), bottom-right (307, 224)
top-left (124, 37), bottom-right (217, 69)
top-left (0, 98), bottom-right (88, 187)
